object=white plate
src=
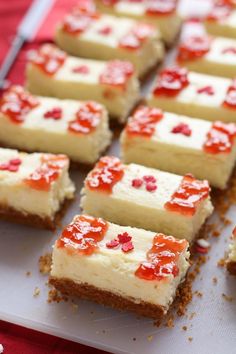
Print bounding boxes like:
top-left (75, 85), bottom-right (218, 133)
top-left (1, 1), bottom-right (236, 353)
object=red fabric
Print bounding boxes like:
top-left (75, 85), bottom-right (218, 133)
top-left (0, 1), bottom-right (108, 353)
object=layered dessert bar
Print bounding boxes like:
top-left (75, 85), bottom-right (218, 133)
top-left (121, 106), bottom-right (236, 189)
top-left (80, 156), bottom-right (214, 241)
top-left (226, 227), bottom-right (236, 275)
top-left (50, 214), bottom-right (190, 318)
top-left (0, 86), bottom-right (111, 164)
top-left (55, 5), bottom-right (164, 78)
top-left (147, 67), bottom-right (236, 123)
top-left (26, 44), bottom-right (140, 123)
top-left (0, 148), bottom-right (75, 229)
top-left (204, 1), bottom-right (236, 39)
top-left (94, 0), bottom-right (182, 46)
top-left (177, 34), bottom-right (236, 78)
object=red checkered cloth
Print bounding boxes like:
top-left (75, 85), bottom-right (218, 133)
top-left (0, 1), bottom-right (108, 353)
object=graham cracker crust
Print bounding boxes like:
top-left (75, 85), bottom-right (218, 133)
top-left (226, 261), bottom-right (236, 275)
top-left (0, 198), bottom-right (73, 231)
top-left (49, 276), bottom-right (166, 319)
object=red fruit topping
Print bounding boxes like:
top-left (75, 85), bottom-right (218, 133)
top-left (153, 67), bottom-right (189, 97)
top-left (203, 121), bottom-right (236, 154)
top-left (119, 24), bottom-right (154, 50)
top-left (57, 215), bottom-right (108, 255)
top-left (44, 107), bottom-right (62, 120)
top-left (30, 44), bottom-right (66, 76)
top-left (165, 174), bottom-right (210, 216)
top-left (132, 178), bottom-right (143, 188)
top-left (197, 85), bottom-right (215, 95)
top-left (72, 65), bottom-right (90, 74)
top-left (207, 1), bottom-right (232, 21)
top-left (177, 36), bottom-right (211, 62)
top-left (146, 182), bottom-right (157, 192)
top-left (0, 86), bottom-right (39, 124)
top-left (24, 154), bottom-right (68, 191)
top-left (106, 239), bottom-right (120, 248)
top-left (99, 60), bottom-right (134, 90)
top-left (98, 25), bottom-right (112, 35)
top-left (118, 232), bottom-right (132, 244)
top-left (135, 234), bottom-right (188, 281)
top-left (126, 106), bottom-right (163, 137)
top-left (222, 47), bottom-right (236, 55)
top-left (86, 156), bottom-right (124, 193)
top-left (146, 0), bottom-right (177, 15)
top-left (122, 241), bottom-right (134, 253)
top-left (0, 158), bottom-right (22, 172)
top-left (224, 79), bottom-right (236, 109)
top-left (143, 175), bottom-right (156, 183)
top-left (68, 101), bottom-right (102, 134)
top-left (62, 13), bottom-right (93, 35)
top-left (171, 122), bottom-right (192, 136)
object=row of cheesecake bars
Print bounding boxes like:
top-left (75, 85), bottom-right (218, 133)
top-left (2, 0), bottom-right (236, 319)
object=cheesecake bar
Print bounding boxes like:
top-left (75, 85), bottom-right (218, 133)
top-left (94, 0), bottom-right (182, 46)
top-left (121, 106), bottom-right (236, 189)
top-left (0, 86), bottom-right (111, 164)
top-left (147, 67), bottom-right (236, 123)
top-left (177, 34), bottom-right (236, 78)
top-left (226, 227), bottom-right (236, 275)
top-left (55, 6), bottom-right (164, 78)
top-left (80, 156), bottom-right (214, 241)
top-left (0, 148), bottom-right (75, 229)
top-left (26, 44), bottom-right (140, 123)
top-left (50, 214), bottom-right (190, 318)
top-left (204, 1), bottom-right (236, 39)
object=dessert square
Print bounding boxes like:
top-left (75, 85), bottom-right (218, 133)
top-left (204, 1), bottom-right (236, 40)
top-left (94, 0), bottom-right (182, 46)
top-left (49, 214), bottom-right (190, 318)
top-left (147, 67), bottom-right (236, 123)
top-left (226, 227), bottom-right (236, 275)
top-left (121, 106), bottom-right (236, 189)
top-left (55, 5), bottom-right (164, 78)
top-left (0, 86), bottom-right (111, 165)
top-left (80, 156), bottom-right (214, 241)
top-left (26, 44), bottom-right (140, 123)
top-left (177, 34), bottom-right (236, 78)
top-left (0, 148), bottom-right (75, 230)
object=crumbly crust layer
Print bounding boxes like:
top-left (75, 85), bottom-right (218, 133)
top-left (49, 276), bottom-right (166, 319)
top-left (226, 261), bottom-right (236, 275)
top-left (0, 198), bottom-right (73, 230)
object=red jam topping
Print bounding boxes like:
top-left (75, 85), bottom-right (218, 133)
top-left (72, 65), bottom-right (90, 74)
top-left (0, 86), bottom-right (39, 124)
top-left (223, 80), bottom-right (236, 109)
top-left (135, 234), bottom-right (188, 281)
top-left (119, 24), bottom-right (154, 50)
top-left (222, 47), bottom-right (236, 55)
top-left (177, 36), bottom-right (211, 62)
top-left (126, 106), bottom-right (163, 138)
top-left (68, 102), bottom-right (102, 134)
top-left (24, 154), bottom-right (68, 191)
top-left (146, 0), bottom-right (177, 16)
top-left (57, 215), bottom-right (108, 256)
top-left (62, 13), bottom-right (94, 35)
top-left (73, 0), bottom-right (97, 14)
top-left (98, 25), bottom-right (113, 35)
top-left (153, 67), bottom-right (189, 97)
top-left (106, 232), bottom-right (134, 253)
top-left (99, 60), bottom-right (134, 90)
top-left (203, 121), bottom-right (236, 154)
top-left (197, 85), bottom-right (215, 96)
top-left (171, 122), bottom-right (192, 136)
top-left (164, 174), bottom-right (210, 216)
top-left (44, 107), bottom-right (62, 120)
top-left (30, 44), bottom-right (66, 76)
top-left (86, 156), bottom-right (124, 193)
top-left (0, 158), bottom-right (22, 172)
top-left (207, 2), bottom-right (232, 21)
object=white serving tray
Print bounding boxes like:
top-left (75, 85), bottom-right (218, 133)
top-left (1, 1), bottom-right (236, 353)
